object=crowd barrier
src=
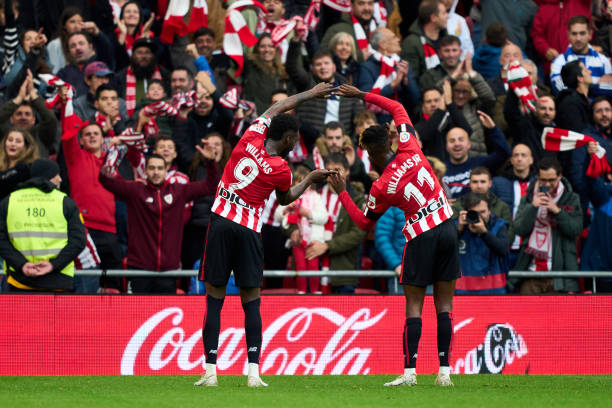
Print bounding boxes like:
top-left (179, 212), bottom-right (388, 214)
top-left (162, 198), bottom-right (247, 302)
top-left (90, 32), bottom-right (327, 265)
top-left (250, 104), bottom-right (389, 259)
top-left (1, 295), bottom-right (610, 376)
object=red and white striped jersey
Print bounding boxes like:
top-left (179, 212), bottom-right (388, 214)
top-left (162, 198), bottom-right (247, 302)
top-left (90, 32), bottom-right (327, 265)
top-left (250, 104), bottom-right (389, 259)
top-left (211, 115), bottom-right (292, 232)
top-left (260, 190), bottom-right (281, 227)
top-left (320, 184), bottom-right (341, 235)
top-left (364, 123), bottom-right (453, 242)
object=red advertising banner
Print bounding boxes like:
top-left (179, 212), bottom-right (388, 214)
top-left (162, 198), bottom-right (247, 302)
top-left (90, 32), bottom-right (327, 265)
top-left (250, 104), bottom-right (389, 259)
top-left (1, 295), bottom-right (611, 376)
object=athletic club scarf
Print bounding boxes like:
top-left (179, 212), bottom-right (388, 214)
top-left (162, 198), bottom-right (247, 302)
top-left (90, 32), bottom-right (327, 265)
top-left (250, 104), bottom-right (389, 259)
top-left (288, 133), bottom-right (309, 163)
top-left (542, 127), bottom-right (611, 178)
top-left (304, 0), bottom-right (386, 31)
top-left (421, 36), bottom-right (440, 69)
top-left (75, 228), bottom-right (101, 270)
top-left (39, 74), bottom-right (74, 110)
top-left (304, 0), bottom-right (321, 30)
top-left (367, 50), bottom-right (400, 113)
top-left (61, 86), bottom-right (88, 138)
top-left (125, 65), bottom-right (162, 117)
top-left (160, 0), bottom-right (208, 44)
top-left (118, 127), bottom-right (146, 150)
top-left (171, 90), bottom-right (199, 111)
top-left (506, 61), bottom-right (538, 115)
top-left (115, 26), bottom-right (151, 56)
top-left (223, 0), bottom-right (267, 78)
top-left (141, 100), bottom-right (178, 139)
top-left (270, 16), bottom-right (308, 48)
top-left (525, 180), bottom-right (565, 269)
top-left (95, 111), bottom-right (122, 138)
top-left (352, 13), bottom-right (376, 53)
top-left (312, 146), bottom-right (325, 170)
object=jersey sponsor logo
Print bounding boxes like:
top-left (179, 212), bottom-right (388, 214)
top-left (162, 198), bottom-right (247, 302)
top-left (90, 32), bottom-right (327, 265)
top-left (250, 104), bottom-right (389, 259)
top-left (251, 123), bottom-right (266, 134)
top-left (367, 194), bottom-right (376, 209)
top-left (218, 187), bottom-right (254, 210)
top-left (408, 196), bottom-right (445, 225)
top-left (399, 131), bottom-right (411, 143)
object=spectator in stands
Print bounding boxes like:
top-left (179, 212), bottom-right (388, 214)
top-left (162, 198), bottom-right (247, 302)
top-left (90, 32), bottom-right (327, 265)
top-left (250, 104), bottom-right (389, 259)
top-left (74, 61), bottom-right (127, 121)
top-left (451, 166), bottom-right (511, 224)
top-left (374, 206), bottom-right (405, 294)
top-left (57, 31), bottom-right (115, 97)
top-left (112, 37), bottom-right (170, 118)
top-left (0, 72), bottom-right (59, 157)
top-left (450, 56), bottom-right (496, 157)
top-left (112, 2), bottom-right (155, 66)
top-left (550, 15), bottom-right (612, 95)
top-left (401, 0), bottom-right (449, 80)
top-left (286, 35), bottom-right (364, 136)
top-left (99, 150), bottom-right (220, 294)
top-left (304, 153), bottom-right (367, 293)
top-left (328, 32), bottom-right (361, 86)
top-left (415, 82), bottom-right (472, 162)
top-left (255, 0), bottom-right (294, 62)
top-left (442, 0), bottom-right (474, 58)
top-left (504, 93), bottom-right (556, 164)
top-left (556, 60), bottom-right (591, 133)
top-left (0, 158), bottom-right (85, 292)
top-left (455, 192), bottom-right (509, 294)
top-left (531, 0), bottom-right (591, 77)
top-left (442, 111), bottom-right (510, 198)
top-left (473, 22), bottom-right (507, 81)
top-left (487, 42), bottom-right (523, 133)
top-left (0, 129), bottom-right (39, 200)
top-left (594, 1), bottom-right (612, 60)
top-left (479, 0), bottom-right (537, 52)
top-left (185, 27), bottom-right (232, 93)
top-left (418, 35), bottom-right (462, 91)
top-left (303, 121), bottom-right (372, 192)
top-left (172, 73), bottom-right (233, 172)
top-left (242, 33), bottom-right (293, 116)
top-left (321, 0), bottom-right (381, 62)
top-left (62, 122), bottom-right (123, 291)
top-left (512, 157), bottom-right (582, 294)
top-left (358, 27), bottom-right (419, 122)
top-left (492, 143), bottom-right (536, 268)
top-left (170, 67), bottom-right (194, 96)
top-left (91, 84), bottom-right (129, 137)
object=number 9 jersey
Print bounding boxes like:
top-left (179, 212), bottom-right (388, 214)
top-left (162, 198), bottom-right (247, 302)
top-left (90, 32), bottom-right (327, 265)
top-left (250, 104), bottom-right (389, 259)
top-left (211, 115), bottom-right (293, 232)
top-left (364, 122), bottom-right (453, 242)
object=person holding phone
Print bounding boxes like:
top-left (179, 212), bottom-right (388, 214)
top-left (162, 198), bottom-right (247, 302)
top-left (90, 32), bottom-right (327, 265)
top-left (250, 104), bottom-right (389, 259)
top-left (455, 192), bottom-right (509, 294)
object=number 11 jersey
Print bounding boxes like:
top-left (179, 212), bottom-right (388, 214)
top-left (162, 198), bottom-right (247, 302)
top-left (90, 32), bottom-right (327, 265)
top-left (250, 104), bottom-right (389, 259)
top-left (211, 115), bottom-right (293, 232)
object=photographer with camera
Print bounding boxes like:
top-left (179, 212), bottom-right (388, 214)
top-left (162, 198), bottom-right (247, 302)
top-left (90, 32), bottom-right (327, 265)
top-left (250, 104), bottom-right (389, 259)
top-left (455, 192), bottom-right (509, 294)
top-left (511, 157), bottom-right (583, 294)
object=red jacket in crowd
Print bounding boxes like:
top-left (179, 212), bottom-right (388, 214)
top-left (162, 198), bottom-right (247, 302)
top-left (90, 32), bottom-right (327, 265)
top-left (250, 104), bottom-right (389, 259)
top-left (98, 159), bottom-right (220, 271)
top-left (62, 131), bottom-right (117, 234)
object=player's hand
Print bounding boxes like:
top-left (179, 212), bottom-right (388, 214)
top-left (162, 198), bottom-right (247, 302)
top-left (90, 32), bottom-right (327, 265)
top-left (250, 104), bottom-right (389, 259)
top-left (477, 110), bottom-right (495, 129)
top-left (306, 241), bottom-right (328, 260)
top-left (335, 84), bottom-right (365, 99)
top-left (394, 265), bottom-right (401, 277)
top-left (307, 169), bottom-right (337, 184)
top-left (309, 82), bottom-right (335, 99)
top-left (328, 172), bottom-right (346, 194)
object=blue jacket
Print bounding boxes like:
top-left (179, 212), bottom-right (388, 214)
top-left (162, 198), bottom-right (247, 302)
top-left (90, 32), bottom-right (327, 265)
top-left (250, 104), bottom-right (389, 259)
top-left (492, 167), bottom-right (535, 215)
top-left (581, 177), bottom-right (612, 271)
top-left (473, 44), bottom-right (502, 81)
top-left (374, 206), bottom-right (406, 269)
top-left (456, 214), bottom-right (509, 294)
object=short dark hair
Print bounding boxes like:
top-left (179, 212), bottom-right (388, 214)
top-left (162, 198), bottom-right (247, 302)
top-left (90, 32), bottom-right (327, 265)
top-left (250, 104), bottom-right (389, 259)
top-left (418, 0), bottom-right (441, 25)
top-left (95, 84), bottom-right (117, 100)
top-left (194, 27), bottom-right (216, 40)
top-left (154, 136), bottom-right (175, 149)
top-left (538, 156), bottom-right (562, 176)
top-left (440, 35), bottom-right (461, 48)
top-left (324, 152), bottom-right (349, 169)
top-left (568, 15), bottom-right (590, 30)
top-left (462, 192), bottom-right (489, 211)
top-left (172, 65), bottom-right (194, 80)
top-left (590, 96), bottom-right (611, 117)
top-left (270, 88), bottom-right (289, 100)
top-left (146, 153), bottom-right (166, 167)
top-left (485, 22), bottom-right (508, 47)
top-left (360, 125), bottom-right (388, 149)
top-left (68, 31), bottom-right (93, 45)
top-left (312, 49), bottom-right (333, 64)
top-left (560, 60), bottom-right (583, 90)
top-left (470, 166), bottom-right (491, 180)
top-left (324, 121), bottom-right (344, 135)
top-left (268, 114), bottom-right (299, 141)
top-left (148, 78), bottom-right (165, 89)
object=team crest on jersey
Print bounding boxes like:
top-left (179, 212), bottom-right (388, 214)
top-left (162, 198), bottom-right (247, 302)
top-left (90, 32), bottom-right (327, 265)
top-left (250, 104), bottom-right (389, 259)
top-left (164, 194), bottom-right (173, 204)
top-left (367, 194), bottom-right (376, 209)
top-left (251, 123), bottom-right (266, 134)
top-left (399, 131), bottom-right (411, 143)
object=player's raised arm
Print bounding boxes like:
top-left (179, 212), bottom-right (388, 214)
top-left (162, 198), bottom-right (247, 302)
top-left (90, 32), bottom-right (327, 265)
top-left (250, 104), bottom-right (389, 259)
top-left (276, 169), bottom-right (337, 206)
top-left (335, 84), bottom-right (413, 128)
top-left (263, 82), bottom-right (334, 119)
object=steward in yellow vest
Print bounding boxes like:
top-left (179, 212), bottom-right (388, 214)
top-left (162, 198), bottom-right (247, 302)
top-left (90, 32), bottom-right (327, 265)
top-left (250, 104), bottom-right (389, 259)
top-left (0, 159), bottom-right (85, 291)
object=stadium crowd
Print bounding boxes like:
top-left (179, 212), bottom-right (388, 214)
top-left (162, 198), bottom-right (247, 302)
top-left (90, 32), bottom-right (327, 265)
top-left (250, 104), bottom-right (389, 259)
top-left (1, 0), bottom-right (612, 294)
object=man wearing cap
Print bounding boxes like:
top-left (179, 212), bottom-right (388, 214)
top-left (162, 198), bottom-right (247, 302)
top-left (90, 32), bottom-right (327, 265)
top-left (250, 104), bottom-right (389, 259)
top-left (112, 37), bottom-right (170, 117)
top-left (74, 61), bottom-right (128, 121)
top-left (0, 159), bottom-right (85, 292)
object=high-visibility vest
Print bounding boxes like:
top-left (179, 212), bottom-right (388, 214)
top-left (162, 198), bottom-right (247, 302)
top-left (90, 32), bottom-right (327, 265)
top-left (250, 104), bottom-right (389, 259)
top-left (5, 187), bottom-right (74, 277)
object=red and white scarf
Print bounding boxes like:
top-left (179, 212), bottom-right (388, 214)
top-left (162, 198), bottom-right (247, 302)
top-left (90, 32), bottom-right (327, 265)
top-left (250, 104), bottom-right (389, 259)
top-left (161, 0), bottom-right (208, 44)
top-left (304, 0), bottom-right (386, 32)
top-left (223, 0), bottom-right (267, 78)
top-left (125, 65), bottom-right (162, 117)
top-left (525, 180), bottom-right (565, 271)
top-left (39, 74), bottom-right (74, 110)
top-left (312, 145), bottom-right (325, 170)
top-left (95, 111), bottom-right (122, 138)
top-left (118, 127), bottom-right (146, 150)
top-left (542, 127), bottom-right (611, 178)
top-left (304, 0), bottom-right (321, 30)
top-left (270, 16), bottom-right (308, 48)
top-left (141, 100), bottom-right (178, 139)
top-left (506, 60), bottom-right (538, 115)
top-left (367, 50), bottom-right (400, 113)
top-left (288, 133), bottom-right (309, 163)
top-left (421, 36), bottom-right (440, 70)
top-left (115, 26), bottom-right (151, 56)
top-left (171, 90), bottom-right (199, 111)
top-left (75, 228), bottom-right (101, 270)
top-left (352, 13), bottom-right (376, 53)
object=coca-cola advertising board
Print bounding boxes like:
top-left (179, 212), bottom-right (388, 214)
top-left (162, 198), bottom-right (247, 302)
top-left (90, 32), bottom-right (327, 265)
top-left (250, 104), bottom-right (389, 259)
top-left (1, 295), bottom-right (611, 375)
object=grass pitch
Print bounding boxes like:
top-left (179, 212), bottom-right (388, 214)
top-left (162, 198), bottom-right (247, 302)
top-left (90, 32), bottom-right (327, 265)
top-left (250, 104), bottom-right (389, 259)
top-left (0, 375), bottom-right (609, 408)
